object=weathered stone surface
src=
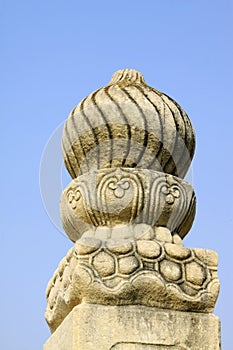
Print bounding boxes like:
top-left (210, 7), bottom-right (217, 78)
top-left (92, 251), bottom-right (115, 277)
top-left (60, 168), bottom-right (196, 242)
top-left (106, 239), bottom-right (133, 254)
top-left (164, 243), bottom-right (191, 260)
top-left (185, 261), bottom-right (206, 286)
top-left (44, 69), bottom-right (221, 349)
top-left (44, 304), bottom-right (221, 350)
top-left (118, 256), bottom-right (140, 274)
top-left (45, 235), bottom-right (220, 333)
top-left (74, 236), bottom-right (101, 255)
top-left (154, 226), bottom-right (173, 243)
top-left (160, 260), bottom-right (182, 281)
top-left (193, 248), bottom-right (218, 267)
top-left (136, 240), bottom-right (161, 258)
top-left (62, 69), bottom-right (195, 179)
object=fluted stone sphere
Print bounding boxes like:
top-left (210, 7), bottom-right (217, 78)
top-left (62, 69), bottom-right (195, 179)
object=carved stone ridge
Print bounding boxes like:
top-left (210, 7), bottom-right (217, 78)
top-left (45, 228), bottom-right (219, 333)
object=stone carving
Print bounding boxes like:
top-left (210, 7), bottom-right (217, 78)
top-left (45, 69), bottom-right (220, 340)
top-left (44, 304), bottom-right (220, 350)
top-left (62, 68), bottom-right (195, 179)
top-left (60, 168), bottom-right (196, 242)
top-left (45, 227), bottom-right (219, 332)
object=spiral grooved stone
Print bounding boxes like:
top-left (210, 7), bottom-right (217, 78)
top-left (45, 70), bottom-right (221, 350)
top-left (62, 69), bottom-right (195, 179)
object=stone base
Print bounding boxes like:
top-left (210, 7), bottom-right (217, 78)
top-left (46, 234), bottom-right (220, 333)
top-left (44, 304), bottom-right (221, 350)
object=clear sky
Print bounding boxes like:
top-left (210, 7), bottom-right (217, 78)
top-left (1, 1), bottom-right (233, 349)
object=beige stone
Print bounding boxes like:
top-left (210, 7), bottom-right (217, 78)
top-left (60, 168), bottom-right (196, 242)
top-left (44, 69), bottom-right (221, 349)
top-left (45, 234), bottom-right (219, 333)
top-left (44, 304), bottom-right (221, 350)
top-left (62, 69), bottom-right (195, 179)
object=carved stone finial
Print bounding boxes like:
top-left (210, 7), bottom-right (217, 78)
top-left (62, 68), bottom-right (195, 179)
top-left (109, 68), bottom-right (146, 85)
top-left (45, 69), bottom-right (220, 336)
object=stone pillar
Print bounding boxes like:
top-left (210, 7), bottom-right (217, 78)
top-left (44, 305), bottom-right (220, 350)
top-left (43, 69), bottom-right (221, 349)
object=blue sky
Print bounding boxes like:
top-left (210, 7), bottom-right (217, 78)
top-left (1, 1), bottom-right (233, 349)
